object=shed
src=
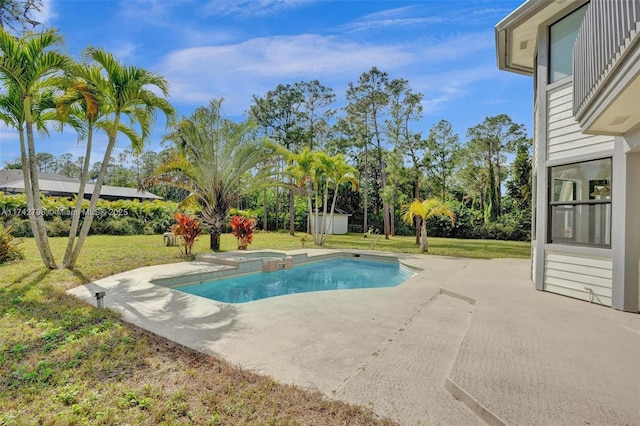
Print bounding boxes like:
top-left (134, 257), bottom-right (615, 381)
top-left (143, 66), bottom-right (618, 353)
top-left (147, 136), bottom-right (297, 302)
top-left (309, 209), bottom-right (351, 235)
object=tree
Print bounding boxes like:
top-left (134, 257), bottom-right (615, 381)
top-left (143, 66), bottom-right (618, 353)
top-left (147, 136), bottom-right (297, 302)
top-left (346, 67), bottom-right (391, 239)
top-left (506, 138), bottom-right (532, 210)
top-left (285, 148), bottom-right (357, 246)
top-left (250, 83), bottom-right (307, 236)
top-left (386, 77), bottom-right (427, 242)
top-left (296, 80), bottom-right (335, 150)
top-left (402, 198), bottom-right (455, 253)
top-left (466, 115), bottom-right (527, 222)
top-left (145, 99), bottom-right (276, 251)
top-left (63, 47), bottom-right (174, 268)
top-left (0, 0), bottom-right (42, 34)
top-left (0, 28), bottom-right (69, 268)
top-left (428, 119), bottom-right (460, 202)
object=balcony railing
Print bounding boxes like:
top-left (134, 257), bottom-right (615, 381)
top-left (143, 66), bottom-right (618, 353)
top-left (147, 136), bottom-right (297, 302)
top-left (573, 0), bottom-right (640, 118)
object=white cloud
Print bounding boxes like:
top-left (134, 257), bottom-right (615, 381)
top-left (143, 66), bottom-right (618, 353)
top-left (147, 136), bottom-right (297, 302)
top-left (34, 0), bottom-right (57, 26)
top-left (159, 34), bottom-right (415, 113)
top-left (158, 30), bottom-right (496, 111)
top-left (203, 0), bottom-right (312, 17)
top-left (413, 66), bottom-right (504, 114)
top-left (342, 5), bottom-right (448, 33)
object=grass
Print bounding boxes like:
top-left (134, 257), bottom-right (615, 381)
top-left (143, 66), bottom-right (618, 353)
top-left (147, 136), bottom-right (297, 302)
top-left (0, 232), bottom-right (530, 424)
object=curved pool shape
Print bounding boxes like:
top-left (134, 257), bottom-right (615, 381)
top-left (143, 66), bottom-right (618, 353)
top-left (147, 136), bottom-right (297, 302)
top-left (176, 258), bottom-right (415, 303)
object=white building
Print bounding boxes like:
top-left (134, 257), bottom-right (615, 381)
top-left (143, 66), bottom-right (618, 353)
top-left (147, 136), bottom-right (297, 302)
top-left (496, 0), bottom-right (640, 312)
top-left (308, 209), bottom-right (351, 235)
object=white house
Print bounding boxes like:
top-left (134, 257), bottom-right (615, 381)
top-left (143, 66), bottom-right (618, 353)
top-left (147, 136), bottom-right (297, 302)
top-left (496, 0), bottom-right (640, 312)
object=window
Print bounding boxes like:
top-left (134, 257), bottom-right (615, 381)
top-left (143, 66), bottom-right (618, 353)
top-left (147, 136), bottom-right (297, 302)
top-left (549, 4), bottom-right (588, 83)
top-left (549, 158), bottom-right (611, 247)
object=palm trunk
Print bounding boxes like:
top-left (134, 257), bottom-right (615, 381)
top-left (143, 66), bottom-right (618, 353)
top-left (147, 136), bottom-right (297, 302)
top-left (420, 219), bottom-right (428, 253)
top-left (62, 124), bottom-right (93, 268)
top-left (67, 115), bottom-right (121, 268)
top-left (24, 100), bottom-right (57, 268)
top-left (289, 188), bottom-right (295, 236)
top-left (263, 187), bottom-right (268, 230)
top-left (319, 181), bottom-right (330, 245)
top-left (313, 183), bottom-right (321, 245)
top-left (414, 174), bottom-right (420, 245)
top-left (18, 130), bottom-right (53, 267)
top-left (306, 185), bottom-right (313, 235)
top-left (210, 224), bottom-right (222, 251)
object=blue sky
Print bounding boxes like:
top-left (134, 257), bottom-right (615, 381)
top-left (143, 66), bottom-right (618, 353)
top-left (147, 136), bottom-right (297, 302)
top-left (0, 0), bottom-right (532, 166)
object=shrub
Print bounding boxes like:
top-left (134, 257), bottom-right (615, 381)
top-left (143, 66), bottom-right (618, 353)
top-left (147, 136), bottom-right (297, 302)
top-left (229, 215), bottom-right (256, 250)
top-left (45, 216), bottom-right (71, 237)
top-left (0, 223), bottom-right (24, 263)
top-left (5, 218), bottom-right (32, 238)
top-left (170, 213), bottom-right (202, 255)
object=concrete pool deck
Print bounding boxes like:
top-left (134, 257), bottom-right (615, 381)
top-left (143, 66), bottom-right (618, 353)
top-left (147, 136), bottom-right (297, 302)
top-left (68, 250), bottom-right (640, 425)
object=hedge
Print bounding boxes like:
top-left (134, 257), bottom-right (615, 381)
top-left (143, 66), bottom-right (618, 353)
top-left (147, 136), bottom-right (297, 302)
top-left (0, 192), bottom-right (199, 237)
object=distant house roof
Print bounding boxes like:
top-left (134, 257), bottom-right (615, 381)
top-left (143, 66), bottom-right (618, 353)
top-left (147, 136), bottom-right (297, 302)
top-left (0, 170), bottom-right (162, 201)
top-left (312, 208), bottom-right (351, 216)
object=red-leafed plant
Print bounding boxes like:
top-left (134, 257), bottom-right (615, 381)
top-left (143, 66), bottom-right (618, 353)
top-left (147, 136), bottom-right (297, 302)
top-left (229, 215), bottom-right (256, 250)
top-left (170, 212), bottom-right (202, 255)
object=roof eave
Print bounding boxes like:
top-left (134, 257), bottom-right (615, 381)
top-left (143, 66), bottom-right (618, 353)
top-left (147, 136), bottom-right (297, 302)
top-left (495, 0), bottom-right (545, 76)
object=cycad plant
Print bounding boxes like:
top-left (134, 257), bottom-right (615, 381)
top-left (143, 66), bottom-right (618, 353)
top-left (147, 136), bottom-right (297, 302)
top-left (144, 99), bottom-right (276, 251)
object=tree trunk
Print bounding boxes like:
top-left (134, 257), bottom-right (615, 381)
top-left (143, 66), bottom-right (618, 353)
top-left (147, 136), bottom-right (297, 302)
top-left (210, 227), bottom-right (221, 251)
top-left (390, 204), bottom-right (395, 236)
top-left (18, 131), bottom-right (54, 267)
top-left (24, 100), bottom-right (57, 268)
top-left (63, 124), bottom-right (93, 268)
top-left (289, 188), bottom-right (295, 236)
top-left (263, 187), bottom-right (268, 230)
top-left (274, 186), bottom-right (279, 230)
top-left (363, 143), bottom-right (369, 233)
top-left (66, 115), bottom-right (122, 268)
top-left (420, 220), bottom-right (428, 253)
top-left (381, 168), bottom-right (390, 240)
top-left (414, 174), bottom-right (420, 245)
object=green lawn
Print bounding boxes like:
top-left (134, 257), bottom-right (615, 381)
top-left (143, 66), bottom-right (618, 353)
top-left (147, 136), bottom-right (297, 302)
top-left (0, 233), bottom-right (529, 425)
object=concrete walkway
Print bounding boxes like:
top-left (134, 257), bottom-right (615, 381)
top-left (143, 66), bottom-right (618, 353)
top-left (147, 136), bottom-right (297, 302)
top-left (68, 250), bottom-right (640, 425)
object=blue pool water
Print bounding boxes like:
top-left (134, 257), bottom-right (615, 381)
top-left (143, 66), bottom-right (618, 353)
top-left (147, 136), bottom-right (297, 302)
top-left (176, 258), bottom-right (415, 303)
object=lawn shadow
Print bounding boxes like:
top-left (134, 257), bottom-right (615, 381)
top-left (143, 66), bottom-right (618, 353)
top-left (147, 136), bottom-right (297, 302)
top-left (71, 277), bottom-right (239, 354)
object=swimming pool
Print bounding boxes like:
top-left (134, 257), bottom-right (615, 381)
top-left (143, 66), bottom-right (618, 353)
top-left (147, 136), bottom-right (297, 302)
top-left (175, 258), bottom-right (415, 303)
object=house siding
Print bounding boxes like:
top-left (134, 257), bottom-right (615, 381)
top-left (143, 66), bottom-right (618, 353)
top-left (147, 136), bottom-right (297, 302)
top-left (544, 252), bottom-right (613, 306)
top-left (533, 99), bottom-right (538, 171)
top-left (546, 82), bottom-right (614, 161)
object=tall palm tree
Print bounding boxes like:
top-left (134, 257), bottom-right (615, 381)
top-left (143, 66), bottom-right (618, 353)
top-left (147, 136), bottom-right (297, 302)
top-left (144, 99), bottom-right (276, 251)
top-left (284, 147), bottom-right (316, 233)
top-left (55, 62), bottom-right (141, 267)
top-left (63, 47), bottom-right (175, 268)
top-left (402, 198), bottom-right (455, 253)
top-left (0, 28), bottom-right (69, 268)
top-left (284, 149), bottom-right (357, 246)
top-left (314, 152), bottom-right (357, 245)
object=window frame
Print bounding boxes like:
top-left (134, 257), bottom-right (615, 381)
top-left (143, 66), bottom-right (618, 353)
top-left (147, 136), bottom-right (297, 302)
top-left (547, 157), bottom-right (612, 248)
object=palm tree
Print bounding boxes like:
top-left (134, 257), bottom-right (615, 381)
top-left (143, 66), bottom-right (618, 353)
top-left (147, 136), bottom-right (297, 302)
top-left (284, 149), bottom-right (357, 246)
top-left (0, 28), bottom-right (69, 268)
top-left (144, 99), bottom-right (276, 251)
top-left (55, 62), bottom-right (125, 267)
top-left (63, 47), bottom-right (175, 268)
top-left (402, 198), bottom-right (455, 253)
top-left (314, 152), bottom-right (357, 245)
top-left (283, 147), bottom-right (316, 230)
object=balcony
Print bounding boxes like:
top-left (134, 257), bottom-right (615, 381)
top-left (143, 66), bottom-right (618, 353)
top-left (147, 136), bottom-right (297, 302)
top-left (573, 0), bottom-right (640, 135)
